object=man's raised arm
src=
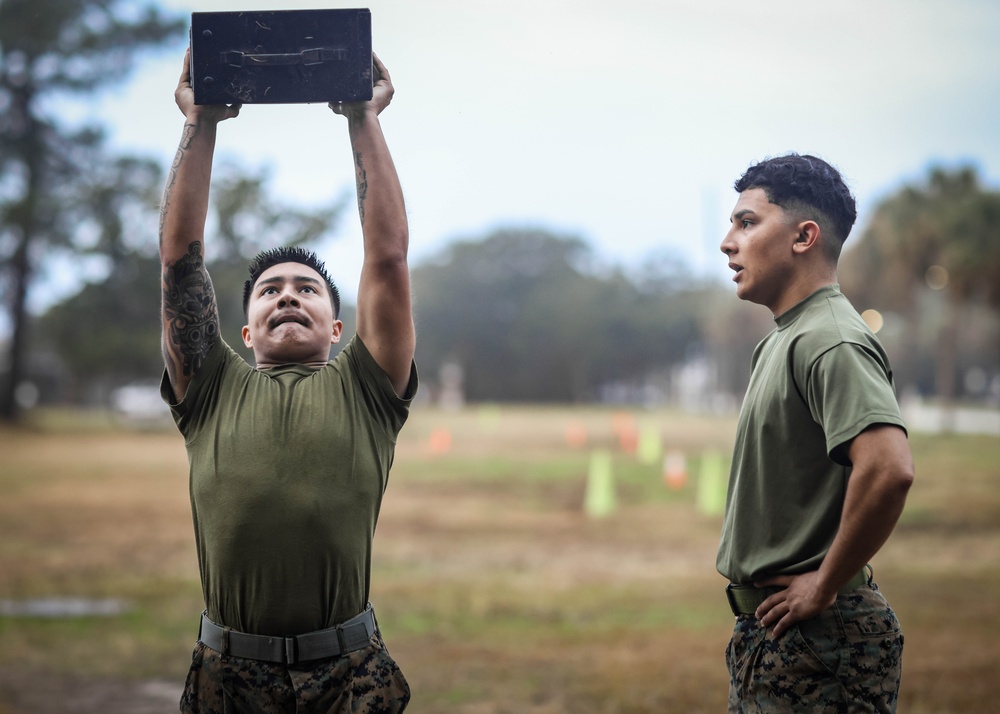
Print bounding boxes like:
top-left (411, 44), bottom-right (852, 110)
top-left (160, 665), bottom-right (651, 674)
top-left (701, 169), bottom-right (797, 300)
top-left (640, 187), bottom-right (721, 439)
top-left (332, 54), bottom-right (415, 397)
top-left (159, 49), bottom-right (240, 402)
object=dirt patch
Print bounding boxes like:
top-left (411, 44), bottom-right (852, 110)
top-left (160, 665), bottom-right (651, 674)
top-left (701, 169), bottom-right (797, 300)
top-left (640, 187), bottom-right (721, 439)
top-left (0, 668), bottom-right (181, 714)
top-left (2, 409), bottom-right (999, 713)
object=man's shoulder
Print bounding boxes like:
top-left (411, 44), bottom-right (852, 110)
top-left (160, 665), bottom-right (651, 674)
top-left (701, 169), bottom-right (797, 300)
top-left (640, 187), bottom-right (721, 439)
top-left (332, 335), bottom-right (387, 377)
top-left (180, 339), bottom-right (251, 399)
top-left (318, 336), bottom-right (379, 391)
top-left (792, 290), bottom-right (873, 353)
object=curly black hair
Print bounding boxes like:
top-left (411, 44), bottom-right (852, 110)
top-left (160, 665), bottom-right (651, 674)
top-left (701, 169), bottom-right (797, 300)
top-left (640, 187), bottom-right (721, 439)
top-left (242, 247), bottom-right (340, 318)
top-left (734, 153), bottom-right (857, 248)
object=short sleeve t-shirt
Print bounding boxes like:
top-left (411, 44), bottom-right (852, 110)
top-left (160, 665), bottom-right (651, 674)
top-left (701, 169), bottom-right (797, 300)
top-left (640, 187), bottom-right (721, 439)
top-left (161, 336), bottom-right (417, 636)
top-left (716, 285), bottom-right (906, 584)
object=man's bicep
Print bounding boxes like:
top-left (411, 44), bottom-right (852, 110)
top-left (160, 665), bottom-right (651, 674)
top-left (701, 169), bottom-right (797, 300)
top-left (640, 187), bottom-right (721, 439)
top-left (847, 424), bottom-right (911, 469)
top-left (161, 240), bottom-right (220, 400)
top-left (355, 260), bottom-right (415, 395)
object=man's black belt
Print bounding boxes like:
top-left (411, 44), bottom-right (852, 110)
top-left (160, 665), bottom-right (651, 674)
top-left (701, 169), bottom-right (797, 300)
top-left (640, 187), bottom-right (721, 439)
top-left (725, 566), bottom-right (872, 617)
top-left (198, 603), bottom-right (377, 664)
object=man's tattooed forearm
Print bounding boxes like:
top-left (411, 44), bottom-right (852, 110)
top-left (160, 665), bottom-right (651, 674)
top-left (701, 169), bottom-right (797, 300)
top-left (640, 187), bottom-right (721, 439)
top-left (159, 123), bottom-right (200, 244)
top-left (162, 241), bottom-right (219, 376)
top-left (354, 150), bottom-right (368, 226)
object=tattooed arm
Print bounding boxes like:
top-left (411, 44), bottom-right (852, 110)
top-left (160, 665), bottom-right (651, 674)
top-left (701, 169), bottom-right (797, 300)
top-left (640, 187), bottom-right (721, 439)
top-left (159, 49), bottom-right (240, 401)
top-left (330, 54), bottom-right (414, 396)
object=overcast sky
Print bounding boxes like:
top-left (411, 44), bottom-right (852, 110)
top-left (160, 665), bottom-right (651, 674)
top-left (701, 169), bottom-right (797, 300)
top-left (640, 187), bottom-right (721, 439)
top-left (54, 0), bottom-right (1000, 304)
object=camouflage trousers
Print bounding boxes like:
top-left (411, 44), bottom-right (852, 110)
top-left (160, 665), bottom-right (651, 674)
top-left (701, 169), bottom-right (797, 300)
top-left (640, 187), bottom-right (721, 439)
top-left (179, 630), bottom-right (410, 714)
top-left (725, 581), bottom-right (903, 713)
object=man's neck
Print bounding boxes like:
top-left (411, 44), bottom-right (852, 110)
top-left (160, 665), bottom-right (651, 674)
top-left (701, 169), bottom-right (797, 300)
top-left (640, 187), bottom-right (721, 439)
top-left (770, 265), bottom-right (838, 318)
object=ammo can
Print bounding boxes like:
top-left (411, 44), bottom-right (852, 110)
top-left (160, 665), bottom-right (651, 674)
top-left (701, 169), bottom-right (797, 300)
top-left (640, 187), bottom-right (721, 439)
top-left (190, 8), bottom-right (373, 105)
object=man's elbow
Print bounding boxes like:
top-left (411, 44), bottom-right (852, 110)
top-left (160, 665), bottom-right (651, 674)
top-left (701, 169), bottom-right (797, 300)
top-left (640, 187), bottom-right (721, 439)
top-left (368, 252), bottom-right (409, 280)
top-left (886, 458), bottom-right (915, 503)
top-left (897, 463), bottom-right (915, 493)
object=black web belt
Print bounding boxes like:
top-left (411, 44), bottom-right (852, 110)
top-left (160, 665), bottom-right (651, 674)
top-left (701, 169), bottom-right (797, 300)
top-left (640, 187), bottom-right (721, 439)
top-left (198, 603), bottom-right (377, 664)
top-left (725, 565), bottom-right (873, 616)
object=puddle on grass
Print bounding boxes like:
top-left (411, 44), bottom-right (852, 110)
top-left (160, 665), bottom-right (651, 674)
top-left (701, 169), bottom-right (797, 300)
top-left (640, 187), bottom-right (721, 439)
top-left (0, 597), bottom-right (132, 618)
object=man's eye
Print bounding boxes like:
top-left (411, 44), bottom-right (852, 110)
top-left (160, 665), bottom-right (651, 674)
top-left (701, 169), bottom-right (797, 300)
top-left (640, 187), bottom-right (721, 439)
top-left (742, 220), bottom-right (753, 229)
top-left (262, 287), bottom-right (277, 295)
top-left (301, 286), bottom-right (316, 294)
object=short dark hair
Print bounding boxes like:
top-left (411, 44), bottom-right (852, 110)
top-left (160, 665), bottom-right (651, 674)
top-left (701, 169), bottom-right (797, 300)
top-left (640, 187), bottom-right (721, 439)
top-left (243, 247), bottom-right (340, 318)
top-left (734, 153), bottom-right (857, 252)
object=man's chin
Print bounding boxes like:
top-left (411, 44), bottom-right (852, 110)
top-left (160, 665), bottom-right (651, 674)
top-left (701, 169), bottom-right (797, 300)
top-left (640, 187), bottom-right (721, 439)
top-left (271, 319), bottom-right (308, 331)
top-left (268, 322), bottom-right (313, 343)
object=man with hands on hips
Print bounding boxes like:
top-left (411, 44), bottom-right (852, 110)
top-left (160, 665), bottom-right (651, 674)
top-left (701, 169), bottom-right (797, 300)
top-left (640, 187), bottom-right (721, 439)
top-left (717, 153), bottom-right (913, 713)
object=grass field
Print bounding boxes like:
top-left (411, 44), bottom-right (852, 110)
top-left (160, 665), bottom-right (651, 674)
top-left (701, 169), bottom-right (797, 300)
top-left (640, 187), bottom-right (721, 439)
top-left (1, 405), bottom-right (998, 713)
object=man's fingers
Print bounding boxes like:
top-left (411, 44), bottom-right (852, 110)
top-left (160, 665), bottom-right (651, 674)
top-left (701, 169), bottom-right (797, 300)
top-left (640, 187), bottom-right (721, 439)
top-left (759, 601), bottom-right (796, 636)
top-left (755, 589), bottom-right (787, 620)
top-left (758, 600), bottom-right (783, 625)
top-left (180, 48), bottom-right (192, 85)
top-left (326, 53), bottom-right (391, 118)
top-left (772, 615), bottom-right (793, 638)
top-left (372, 52), bottom-right (389, 83)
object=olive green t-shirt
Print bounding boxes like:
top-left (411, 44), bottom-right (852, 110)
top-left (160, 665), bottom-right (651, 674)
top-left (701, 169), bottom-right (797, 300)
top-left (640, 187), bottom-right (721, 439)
top-left (161, 336), bottom-right (416, 636)
top-left (716, 285), bottom-right (906, 584)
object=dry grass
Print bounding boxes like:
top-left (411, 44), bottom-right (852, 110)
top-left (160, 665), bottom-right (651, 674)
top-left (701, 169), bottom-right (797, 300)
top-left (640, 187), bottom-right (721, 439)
top-left (0, 405), bottom-right (998, 713)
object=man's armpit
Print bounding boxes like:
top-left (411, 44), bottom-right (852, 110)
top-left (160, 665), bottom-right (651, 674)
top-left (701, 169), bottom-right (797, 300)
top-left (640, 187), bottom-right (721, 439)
top-left (162, 241), bottom-right (220, 377)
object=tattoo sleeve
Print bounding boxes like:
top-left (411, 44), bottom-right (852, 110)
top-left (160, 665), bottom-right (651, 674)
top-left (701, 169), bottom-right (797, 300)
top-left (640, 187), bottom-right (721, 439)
top-left (159, 123), bottom-right (199, 245)
top-left (162, 241), bottom-right (220, 377)
top-left (354, 150), bottom-right (368, 226)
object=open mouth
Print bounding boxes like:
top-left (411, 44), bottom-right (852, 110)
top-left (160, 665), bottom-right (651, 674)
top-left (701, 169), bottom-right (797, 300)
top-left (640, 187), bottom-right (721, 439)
top-left (729, 262), bottom-right (744, 279)
top-left (270, 314), bottom-right (308, 329)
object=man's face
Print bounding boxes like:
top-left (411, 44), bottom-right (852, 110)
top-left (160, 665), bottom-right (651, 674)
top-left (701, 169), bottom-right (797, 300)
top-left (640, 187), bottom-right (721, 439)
top-left (720, 188), bottom-right (800, 314)
top-left (242, 261), bottom-right (342, 365)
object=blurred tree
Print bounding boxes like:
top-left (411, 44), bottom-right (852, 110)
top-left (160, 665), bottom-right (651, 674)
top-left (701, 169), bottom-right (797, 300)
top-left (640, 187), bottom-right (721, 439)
top-left (841, 166), bottom-right (1000, 408)
top-left (411, 228), bottom-right (716, 403)
top-left (0, 0), bottom-right (185, 421)
top-left (36, 163), bottom-right (347, 400)
top-left (699, 290), bottom-right (774, 399)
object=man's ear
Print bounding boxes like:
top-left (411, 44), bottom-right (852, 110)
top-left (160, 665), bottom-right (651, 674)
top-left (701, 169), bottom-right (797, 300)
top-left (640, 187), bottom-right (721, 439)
top-left (330, 319), bottom-right (344, 344)
top-left (792, 220), bottom-right (822, 254)
top-left (242, 325), bottom-right (253, 348)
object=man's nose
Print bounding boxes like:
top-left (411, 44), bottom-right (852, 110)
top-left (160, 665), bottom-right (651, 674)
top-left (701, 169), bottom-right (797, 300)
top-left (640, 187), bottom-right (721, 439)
top-left (720, 228), bottom-right (736, 255)
top-left (277, 290), bottom-right (300, 307)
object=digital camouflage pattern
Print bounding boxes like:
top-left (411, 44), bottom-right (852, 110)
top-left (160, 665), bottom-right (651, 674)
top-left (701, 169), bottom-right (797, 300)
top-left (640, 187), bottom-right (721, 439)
top-left (726, 582), bottom-right (903, 713)
top-left (180, 631), bottom-right (410, 713)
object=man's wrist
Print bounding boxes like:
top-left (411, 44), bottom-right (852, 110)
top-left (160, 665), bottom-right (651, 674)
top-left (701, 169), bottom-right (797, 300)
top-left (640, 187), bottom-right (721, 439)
top-left (346, 109), bottom-right (381, 138)
top-left (184, 113), bottom-right (218, 127)
top-left (182, 102), bottom-right (233, 126)
top-left (815, 564), bottom-right (858, 598)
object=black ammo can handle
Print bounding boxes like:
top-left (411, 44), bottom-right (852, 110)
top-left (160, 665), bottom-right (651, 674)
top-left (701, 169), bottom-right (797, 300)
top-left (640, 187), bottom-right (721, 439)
top-left (220, 48), bottom-right (348, 67)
